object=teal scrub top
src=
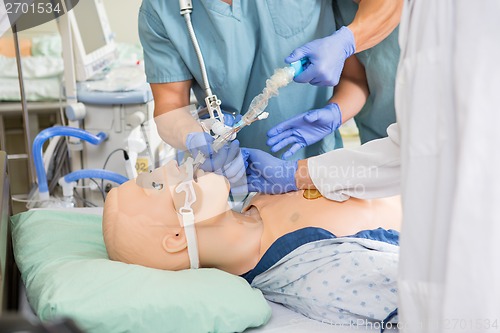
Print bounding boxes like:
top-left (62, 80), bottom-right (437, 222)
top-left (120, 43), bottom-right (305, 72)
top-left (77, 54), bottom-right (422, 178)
top-left (333, 1), bottom-right (399, 144)
top-left (138, 0), bottom-right (342, 159)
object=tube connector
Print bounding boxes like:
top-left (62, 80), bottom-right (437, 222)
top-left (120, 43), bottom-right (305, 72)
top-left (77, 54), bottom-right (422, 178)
top-left (290, 58), bottom-right (311, 77)
top-left (58, 178), bottom-right (77, 197)
top-left (179, 0), bottom-right (193, 14)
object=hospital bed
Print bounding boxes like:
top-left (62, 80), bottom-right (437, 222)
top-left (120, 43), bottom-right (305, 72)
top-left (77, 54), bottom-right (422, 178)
top-left (0, 150), bottom-right (396, 333)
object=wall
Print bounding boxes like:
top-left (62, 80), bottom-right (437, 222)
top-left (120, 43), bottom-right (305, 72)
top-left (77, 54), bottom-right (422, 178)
top-left (10, 0), bottom-right (143, 45)
top-left (103, 0), bottom-right (142, 45)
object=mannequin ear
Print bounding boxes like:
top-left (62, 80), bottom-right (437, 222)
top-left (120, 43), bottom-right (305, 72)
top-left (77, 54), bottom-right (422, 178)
top-left (162, 229), bottom-right (187, 253)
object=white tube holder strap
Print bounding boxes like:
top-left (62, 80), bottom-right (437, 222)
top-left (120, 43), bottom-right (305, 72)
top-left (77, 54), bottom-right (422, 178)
top-left (175, 158), bottom-right (200, 269)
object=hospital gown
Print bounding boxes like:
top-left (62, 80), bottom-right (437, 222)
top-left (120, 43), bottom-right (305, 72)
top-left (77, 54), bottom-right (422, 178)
top-left (241, 227), bottom-right (399, 325)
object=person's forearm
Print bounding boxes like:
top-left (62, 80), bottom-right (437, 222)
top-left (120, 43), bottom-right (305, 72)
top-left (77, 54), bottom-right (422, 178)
top-left (151, 81), bottom-right (202, 149)
top-left (349, 0), bottom-right (403, 52)
top-left (154, 106), bottom-right (203, 150)
top-left (330, 55), bottom-right (369, 123)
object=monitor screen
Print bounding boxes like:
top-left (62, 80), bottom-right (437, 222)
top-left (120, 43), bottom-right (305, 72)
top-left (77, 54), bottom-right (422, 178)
top-left (72, 0), bottom-right (107, 55)
top-left (66, 0), bottom-right (116, 81)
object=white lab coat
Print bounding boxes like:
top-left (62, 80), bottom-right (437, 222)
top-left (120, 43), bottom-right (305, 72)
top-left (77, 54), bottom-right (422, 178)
top-left (308, 1), bottom-right (500, 332)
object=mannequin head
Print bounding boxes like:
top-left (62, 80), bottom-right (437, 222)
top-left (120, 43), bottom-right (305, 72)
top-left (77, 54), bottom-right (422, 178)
top-left (103, 160), bottom-right (231, 270)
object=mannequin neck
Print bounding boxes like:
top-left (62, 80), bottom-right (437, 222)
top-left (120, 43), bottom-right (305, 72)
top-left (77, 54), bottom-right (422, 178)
top-left (196, 207), bottom-right (263, 275)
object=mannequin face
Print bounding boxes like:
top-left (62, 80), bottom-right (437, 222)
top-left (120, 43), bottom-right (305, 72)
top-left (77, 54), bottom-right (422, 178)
top-left (103, 160), bottom-right (231, 270)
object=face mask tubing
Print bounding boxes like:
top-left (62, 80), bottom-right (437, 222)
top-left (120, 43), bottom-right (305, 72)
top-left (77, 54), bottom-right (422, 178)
top-left (179, 207), bottom-right (199, 269)
top-left (175, 158), bottom-right (200, 269)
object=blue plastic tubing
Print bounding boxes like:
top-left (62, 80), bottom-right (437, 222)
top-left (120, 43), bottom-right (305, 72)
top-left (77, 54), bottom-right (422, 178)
top-left (33, 126), bottom-right (108, 197)
top-left (64, 169), bottom-right (128, 185)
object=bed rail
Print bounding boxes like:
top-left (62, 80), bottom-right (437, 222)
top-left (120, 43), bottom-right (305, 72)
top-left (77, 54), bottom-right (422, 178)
top-left (0, 151), bottom-right (19, 313)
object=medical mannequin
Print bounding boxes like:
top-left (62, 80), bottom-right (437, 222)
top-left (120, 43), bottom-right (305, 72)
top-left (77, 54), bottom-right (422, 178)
top-left (103, 161), bottom-right (401, 271)
top-left (103, 161), bottom-right (401, 324)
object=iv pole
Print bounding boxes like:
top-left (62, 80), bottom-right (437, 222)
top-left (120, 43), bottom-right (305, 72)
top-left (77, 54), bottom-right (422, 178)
top-left (12, 24), bottom-right (36, 187)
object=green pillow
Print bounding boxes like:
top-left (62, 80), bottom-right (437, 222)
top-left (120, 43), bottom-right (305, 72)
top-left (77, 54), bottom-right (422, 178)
top-left (11, 210), bottom-right (271, 333)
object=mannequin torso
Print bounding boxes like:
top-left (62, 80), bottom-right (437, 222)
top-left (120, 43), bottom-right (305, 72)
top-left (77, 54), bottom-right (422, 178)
top-left (240, 192), bottom-right (401, 269)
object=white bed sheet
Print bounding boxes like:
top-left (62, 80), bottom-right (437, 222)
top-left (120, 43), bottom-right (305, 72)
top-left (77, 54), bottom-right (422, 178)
top-left (246, 301), bottom-right (398, 333)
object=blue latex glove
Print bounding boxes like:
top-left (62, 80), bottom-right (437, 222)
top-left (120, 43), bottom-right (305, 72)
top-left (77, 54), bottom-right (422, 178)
top-left (286, 26), bottom-right (355, 87)
top-left (186, 132), bottom-right (230, 172)
top-left (199, 109), bottom-right (240, 127)
top-left (222, 113), bottom-right (241, 127)
top-left (243, 148), bottom-right (298, 194)
top-left (267, 103), bottom-right (342, 159)
top-left (186, 132), bottom-right (247, 190)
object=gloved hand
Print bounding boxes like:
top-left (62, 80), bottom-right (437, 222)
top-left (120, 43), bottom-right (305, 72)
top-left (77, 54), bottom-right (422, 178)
top-left (199, 109), bottom-right (240, 127)
top-left (243, 148), bottom-right (298, 194)
top-left (267, 103), bottom-right (342, 159)
top-left (222, 113), bottom-right (241, 127)
top-left (286, 26), bottom-right (355, 87)
top-left (186, 132), bottom-right (247, 192)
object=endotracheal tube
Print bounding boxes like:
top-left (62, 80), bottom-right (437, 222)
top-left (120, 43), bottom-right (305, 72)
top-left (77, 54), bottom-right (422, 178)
top-left (241, 66), bottom-right (295, 126)
top-left (211, 66), bottom-right (296, 152)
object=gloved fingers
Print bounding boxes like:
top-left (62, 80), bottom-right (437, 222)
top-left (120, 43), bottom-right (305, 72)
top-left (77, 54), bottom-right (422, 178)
top-left (230, 183), bottom-right (249, 196)
top-left (267, 128), bottom-right (296, 147)
top-left (200, 158), bottom-right (217, 172)
top-left (244, 148), bottom-right (281, 178)
top-left (241, 148), bottom-right (250, 169)
top-left (241, 147), bottom-right (256, 159)
top-left (270, 135), bottom-right (303, 153)
top-left (222, 140), bottom-right (240, 165)
top-left (303, 109), bottom-right (321, 123)
top-left (316, 73), bottom-right (340, 87)
top-left (225, 162), bottom-right (246, 185)
top-left (293, 63), bottom-right (318, 84)
top-left (212, 139), bottom-right (241, 171)
top-left (285, 46), bottom-right (309, 64)
top-left (310, 77), bottom-right (326, 86)
top-left (282, 143), bottom-right (306, 160)
top-left (223, 151), bottom-right (246, 181)
top-left (244, 148), bottom-right (267, 166)
top-left (200, 143), bottom-right (228, 172)
top-left (267, 113), bottom-right (304, 137)
top-left (222, 113), bottom-right (236, 127)
top-left (325, 102), bottom-right (342, 125)
top-left (186, 132), bottom-right (214, 157)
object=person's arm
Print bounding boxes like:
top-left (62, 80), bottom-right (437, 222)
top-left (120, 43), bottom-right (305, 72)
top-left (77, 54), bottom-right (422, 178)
top-left (296, 123), bottom-right (401, 201)
top-left (151, 81), bottom-right (192, 118)
top-left (286, 0), bottom-right (402, 87)
top-left (151, 81), bottom-right (204, 150)
top-left (328, 55), bottom-right (369, 123)
top-left (266, 55), bottom-right (368, 159)
top-left (349, 0), bottom-right (403, 52)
